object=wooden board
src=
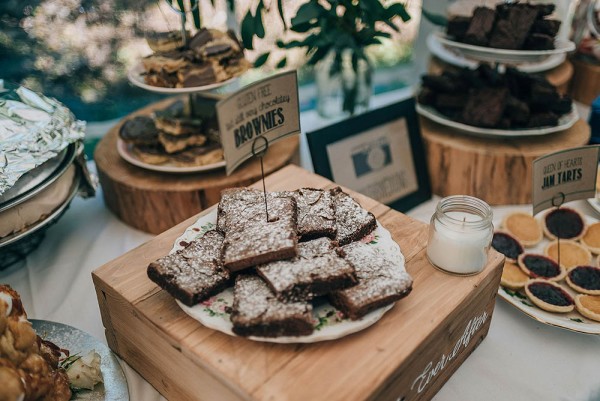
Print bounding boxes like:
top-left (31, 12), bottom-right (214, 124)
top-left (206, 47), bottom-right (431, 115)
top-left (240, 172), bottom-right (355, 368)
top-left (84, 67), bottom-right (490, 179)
top-left (422, 118), bottom-right (590, 205)
top-left (429, 57), bottom-right (573, 94)
top-left (92, 165), bottom-right (504, 401)
top-left (94, 97), bottom-right (299, 234)
top-left (569, 57), bottom-right (600, 106)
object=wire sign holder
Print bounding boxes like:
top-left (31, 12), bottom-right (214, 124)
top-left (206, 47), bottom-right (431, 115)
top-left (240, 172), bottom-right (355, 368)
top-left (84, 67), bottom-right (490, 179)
top-left (252, 136), bottom-right (270, 221)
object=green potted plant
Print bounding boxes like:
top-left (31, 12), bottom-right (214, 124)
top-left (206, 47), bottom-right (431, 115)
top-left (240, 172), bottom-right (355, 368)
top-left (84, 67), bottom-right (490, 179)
top-left (241, 0), bottom-right (411, 117)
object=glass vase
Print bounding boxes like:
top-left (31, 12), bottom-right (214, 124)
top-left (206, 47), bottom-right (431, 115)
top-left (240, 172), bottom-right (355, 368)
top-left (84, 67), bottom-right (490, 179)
top-left (315, 50), bottom-right (373, 119)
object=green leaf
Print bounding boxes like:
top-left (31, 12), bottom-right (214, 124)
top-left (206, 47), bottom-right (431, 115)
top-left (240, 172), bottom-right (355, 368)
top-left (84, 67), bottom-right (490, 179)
top-left (190, 0), bottom-right (201, 29)
top-left (307, 45), bottom-right (331, 66)
top-left (276, 57), bottom-right (287, 68)
top-left (386, 3), bottom-right (411, 22)
top-left (254, 3), bottom-right (265, 39)
top-left (277, 0), bottom-right (287, 30)
top-left (291, 2), bottom-right (322, 26)
top-left (241, 11), bottom-right (255, 50)
top-left (290, 21), bottom-right (317, 33)
top-left (254, 52), bottom-right (270, 68)
top-left (422, 9), bottom-right (447, 27)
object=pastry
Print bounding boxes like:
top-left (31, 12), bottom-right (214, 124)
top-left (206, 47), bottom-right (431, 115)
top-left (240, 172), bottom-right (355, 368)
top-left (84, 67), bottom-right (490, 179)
top-left (154, 115), bottom-right (203, 136)
top-left (580, 222), bottom-right (600, 254)
top-left (500, 261), bottom-right (530, 290)
top-left (543, 207), bottom-right (586, 240)
top-left (119, 116), bottom-right (159, 145)
top-left (221, 193), bottom-right (298, 272)
top-left (463, 7), bottom-right (496, 46)
top-left (177, 62), bottom-right (230, 88)
top-left (0, 285), bottom-right (72, 401)
top-left (462, 87), bottom-right (508, 128)
top-left (488, 5), bottom-right (539, 50)
top-left (256, 237), bottom-right (356, 301)
top-left (146, 30), bottom-right (189, 53)
top-left (230, 274), bottom-right (314, 337)
top-left (524, 279), bottom-right (575, 313)
top-left (142, 50), bottom-right (194, 74)
top-left (544, 240), bottom-right (591, 270)
top-left (147, 231), bottom-right (231, 306)
top-left (158, 132), bottom-right (207, 154)
top-left (491, 231), bottom-right (524, 263)
top-left (329, 241), bottom-right (413, 320)
top-left (502, 212), bottom-right (542, 247)
top-left (292, 188), bottom-right (337, 241)
top-left (574, 294), bottom-right (600, 322)
top-left (565, 266), bottom-right (600, 295)
top-left (517, 253), bottom-right (566, 282)
top-left (131, 143), bottom-right (171, 165)
top-left (332, 187), bottom-right (377, 246)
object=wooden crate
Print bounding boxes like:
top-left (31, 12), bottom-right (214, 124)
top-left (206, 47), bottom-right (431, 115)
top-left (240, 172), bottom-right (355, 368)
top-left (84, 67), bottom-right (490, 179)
top-left (92, 165), bottom-right (504, 401)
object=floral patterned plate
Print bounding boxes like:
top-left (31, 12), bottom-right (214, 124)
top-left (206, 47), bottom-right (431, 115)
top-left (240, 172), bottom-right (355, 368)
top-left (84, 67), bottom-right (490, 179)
top-left (496, 210), bottom-right (600, 335)
top-left (172, 208), bottom-right (405, 343)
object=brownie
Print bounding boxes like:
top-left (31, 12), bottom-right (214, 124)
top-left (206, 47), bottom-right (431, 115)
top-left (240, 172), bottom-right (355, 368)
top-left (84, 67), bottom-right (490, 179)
top-left (421, 75), bottom-right (460, 93)
top-left (462, 87), bottom-right (508, 128)
top-left (331, 187), bottom-right (377, 246)
top-left (147, 231), bottom-right (230, 307)
top-left (550, 96), bottom-right (573, 115)
top-left (505, 96), bottom-right (530, 126)
top-left (329, 242), bottom-right (413, 320)
top-left (293, 188), bottom-right (337, 241)
top-left (219, 189), bottom-right (298, 272)
top-left (257, 237), bottom-right (356, 301)
top-left (463, 7), bottom-right (496, 46)
top-left (523, 33), bottom-right (554, 50)
top-left (119, 116), bottom-right (159, 145)
top-left (446, 16), bottom-right (471, 40)
top-left (230, 274), bottom-right (314, 337)
top-left (532, 19), bottom-right (561, 37)
top-left (528, 112), bottom-right (558, 128)
top-left (435, 93), bottom-right (468, 110)
top-left (417, 87), bottom-right (436, 106)
top-left (488, 6), bottom-right (539, 50)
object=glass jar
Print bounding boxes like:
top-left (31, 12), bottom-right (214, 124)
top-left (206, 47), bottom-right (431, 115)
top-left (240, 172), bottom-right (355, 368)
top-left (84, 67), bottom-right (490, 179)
top-left (426, 195), bottom-right (494, 275)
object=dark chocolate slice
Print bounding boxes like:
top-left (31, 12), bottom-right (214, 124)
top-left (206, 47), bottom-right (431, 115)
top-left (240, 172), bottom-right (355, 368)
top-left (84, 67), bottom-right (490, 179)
top-left (492, 232), bottom-right (524, 261)
top-left (527, 281), bottom-right (574, 307)
top-left (544, 208), bottom-right (585, 239)
top-left (332, 187), bottom-right (377, 246)
top-left (463, 7), bottom-right (496, 46)
top-left (293, 188), bottom-right (337, 240)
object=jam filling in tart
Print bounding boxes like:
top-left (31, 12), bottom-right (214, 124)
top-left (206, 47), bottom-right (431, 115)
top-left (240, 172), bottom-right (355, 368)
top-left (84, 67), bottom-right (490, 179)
top-left (492, 232), bottom-right (524, 261)
top-left (544, 208), bottom-right (585, 239)
top-left (527, 281), bottom-right (574, 307)
top-left (519, 254), bottom-right (563, 279)
top-left (567, 266), bottom-right (600, 292)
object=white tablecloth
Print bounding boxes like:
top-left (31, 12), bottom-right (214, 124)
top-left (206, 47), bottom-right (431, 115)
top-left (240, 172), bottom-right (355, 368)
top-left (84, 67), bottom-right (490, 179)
top-left (2, 178), bottom-right (600, 401)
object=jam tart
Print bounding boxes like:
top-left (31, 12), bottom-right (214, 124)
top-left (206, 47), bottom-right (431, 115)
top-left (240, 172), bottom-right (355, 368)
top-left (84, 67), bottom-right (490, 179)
top-left (524, 279), bottom-right (575, 313)
top-left (491, 231), bottom-right (524, 263)
top-left (502, 212), bottom-right (542, 247)
top-left (565, 266), bottom-right (600, 295)
top-left (500, 261), bottom-right (529, 290)
top-left (580, 222), bottom-right (600, 255)
top-left (544, 240), bottom-right (591, 271)
top-left (542, 207), bottom-right (586, 240)
top-left (517, 254), bottom-right (566, 282)
top-left (574, 294), bottom-right (600, 322)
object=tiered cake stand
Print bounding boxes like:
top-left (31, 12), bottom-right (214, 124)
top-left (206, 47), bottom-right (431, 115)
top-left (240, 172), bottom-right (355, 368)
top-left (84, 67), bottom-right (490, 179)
top-left (421, 32), bottom-right (588, 205)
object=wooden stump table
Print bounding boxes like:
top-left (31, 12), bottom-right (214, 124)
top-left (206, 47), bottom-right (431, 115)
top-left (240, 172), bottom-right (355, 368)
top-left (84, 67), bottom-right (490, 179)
top-left (94, 98), bottom-right (299, 234)
top-left (421, 118), bottom-right (590, 205)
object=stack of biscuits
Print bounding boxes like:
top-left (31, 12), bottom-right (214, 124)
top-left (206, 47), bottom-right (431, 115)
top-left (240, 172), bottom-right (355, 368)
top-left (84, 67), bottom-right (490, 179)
top-left (142, 28), bottom-right (251, 88)
top-left (119, 100), bottom-right (223, 167)
top-left (147, 187), bottom-right (414, 338)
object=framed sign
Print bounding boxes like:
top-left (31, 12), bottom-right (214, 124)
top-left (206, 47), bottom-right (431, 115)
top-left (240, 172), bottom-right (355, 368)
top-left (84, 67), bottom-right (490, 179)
top-left (307, 98), bottom-right (431, 212)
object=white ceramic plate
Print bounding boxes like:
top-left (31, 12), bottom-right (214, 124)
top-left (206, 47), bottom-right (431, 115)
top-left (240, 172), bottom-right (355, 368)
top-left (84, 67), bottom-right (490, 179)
top-left (416, 103), bottom-right (579, 138)
top-left (427, 33), bottom-right (567, 72)
top-left (434, 32), bottom-right (575, 64)
top-left (127, 62), bottom-right (238, 94)
top-left (173, 208), bottom-right (405, 343)
top-left (116, 138), bottom-right (225, 174)
top-left (496, 211), bottom-right (600, 335)
top-left (31, 319), bottom-right (129, 400)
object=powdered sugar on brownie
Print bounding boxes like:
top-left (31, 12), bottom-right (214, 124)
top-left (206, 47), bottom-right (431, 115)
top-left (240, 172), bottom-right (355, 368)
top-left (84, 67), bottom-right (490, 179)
top-left (293, 188), bottom-right (336, 240)
top-left (257, 237), bottom-right (356, 301)
top-left (332, 187), bottom-right (377, 245)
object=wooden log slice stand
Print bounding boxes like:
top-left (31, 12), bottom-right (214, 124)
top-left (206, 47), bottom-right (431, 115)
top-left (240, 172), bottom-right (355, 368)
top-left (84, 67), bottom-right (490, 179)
top-left (94, 98), bottom-right (299, 234)
top-left (569, 57), bottom-right (600, 106)
top-left (421, 118), bottom-right (590, 205)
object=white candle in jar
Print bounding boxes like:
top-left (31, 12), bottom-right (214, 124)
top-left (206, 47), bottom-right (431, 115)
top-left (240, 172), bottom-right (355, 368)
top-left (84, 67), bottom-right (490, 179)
top-left (426, 196), bottom-right (494, 275)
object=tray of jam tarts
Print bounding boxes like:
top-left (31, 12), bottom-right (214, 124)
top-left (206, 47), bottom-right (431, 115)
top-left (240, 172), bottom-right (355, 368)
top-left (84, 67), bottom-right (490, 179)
top-left (492, 207), bottom-right (600, 334)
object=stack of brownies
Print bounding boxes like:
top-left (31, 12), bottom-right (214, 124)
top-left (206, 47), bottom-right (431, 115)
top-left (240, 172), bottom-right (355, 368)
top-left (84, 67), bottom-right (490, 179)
top-left (147, 187), bottom-right (413, 338)
top-left (119, 100), bottom-right (223, 167)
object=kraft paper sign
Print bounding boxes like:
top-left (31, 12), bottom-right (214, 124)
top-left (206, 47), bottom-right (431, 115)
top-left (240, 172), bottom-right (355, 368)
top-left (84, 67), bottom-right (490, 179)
top-left (217, 71), bottom-right (301, 175)
top-left (532, 146), bottom-right (600, 215)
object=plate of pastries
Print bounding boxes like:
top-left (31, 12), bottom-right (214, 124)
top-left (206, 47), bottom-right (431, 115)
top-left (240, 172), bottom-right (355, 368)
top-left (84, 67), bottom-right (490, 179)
top-left (117, 98), bottom-right (225, 173)
top-left (147, 187), bottom-right (414, 343)
top-left (492, 207), bottom-right (600, 335)
top-left (128, 27), bottom-right (251, 93)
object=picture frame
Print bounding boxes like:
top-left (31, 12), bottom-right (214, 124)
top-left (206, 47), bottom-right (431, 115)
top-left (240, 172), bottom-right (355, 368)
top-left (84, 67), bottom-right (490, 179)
top-left (307, 98), bottom-right (431, 212)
